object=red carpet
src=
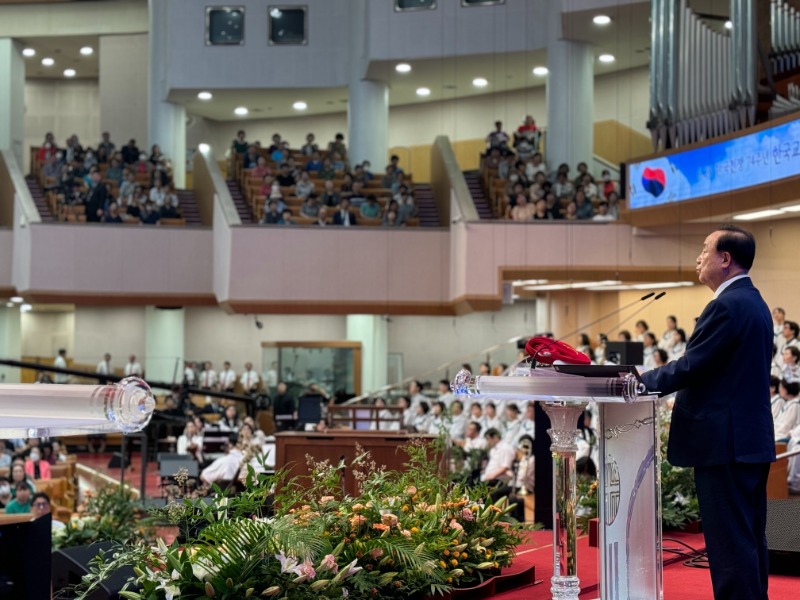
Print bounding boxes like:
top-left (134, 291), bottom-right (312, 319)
top-left (495, 530), bottom-right (799, 599)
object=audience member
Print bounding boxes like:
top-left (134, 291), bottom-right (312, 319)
top-left (333, 198), bottom-right (357, 226)
top-left (480, 428), bottom-right (516, 485)
top-left (300, 195), bottom-right (321, 218)
top-left (31, 491), bottom-right (66, 530)
top-left (240, 362), bottom-right (260, 395)
top-left (301, 133), bottom-right (319, 156)
top-left (121, 139), bottom-right (140, 164)
top-left (486, 121), bottom-right (511, 153)
top-left (54, 348), bottom-right (69, 383)
top-left (5, 482), bottom-right (32, 513)
top-left (124, 354), bottom-right (143, 377)
top-left (218, 361), bottom-right (237, 392)
top-left (327, 133), bottom-right (348, 163)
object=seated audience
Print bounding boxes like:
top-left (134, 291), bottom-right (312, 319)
top-left (315, 205), bottom-right (330, 226)
top-left (486, 120), bottom-right (511, 153)
top-left (327, 133), bottom-right (348, 163)
top-left (261, 200), bottom-right (281, 224)
top-left (294, 171), bottom-right (316, 199)
top-left (306, 151), bottom-right (323, 173)
top-left (360, 195), bottom-right (382, 219)
top-left (280, 209), bottom-right (295, 225)
top-left (480, 428), bottom-right (516, 485)
top-left (592, 201), bottom-right (615, 221)
top-left (276, 163), bottom-right (296, 187)
top-left (301, 133), bottom-right (319, 156)
top-left (320, 180), bottom-right (340, 207)
top-left (574, 190), bottom-right (594, 220)
top-left (775, 379), bottom-right (800, 441)
top-left (300, 195), bottom-right (321, 218)
top-left (219, 405), bottom-right (242, 432)
top-left (251, 156), bottom-right (271, 179)
top-left (98, 131), bottom-right (115, 159)
top-left (200, 434), bottom-right (244, 486)
top-left (4, 482), bottom-right (32, 513)
top-left (103, 202), bottom-right (124, 223)
top-left (31, 491), bottom-right (66, 530)
top-left (140, 200), bottom-right (161, 224)
top-left (0, 478), bottom-right (11, 508)
top-left (332, 198), bottom-right (357, 226)
top-left (318, 158), bottom-right (336, 180)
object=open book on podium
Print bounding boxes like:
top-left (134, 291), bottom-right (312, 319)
top-left (452, 336), bottom-right (662, 600)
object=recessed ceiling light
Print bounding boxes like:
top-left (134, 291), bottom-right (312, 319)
top-left (532, 66), bottom-right (549, 76)
top-left (20, 303), bottom-right (32, 313)
top-left (593, 15), bottom-right (612, 25)
top-left (416, 87), bottom-right (431, 97)
top-left (598, 54), bottom-right (616, 63)
top-left (395, 63), bottom-right (412, 73)
top-left (63, 68), bottom-right (76, 78)
top-left (41, 57), bottom-right (54, 67)
top-left (472, 77), bottom-right (489, 88)
top-left (197, 91), bottom-right (213, 100)
top-left (10, 296), bottom-right (23, 303)
top-left (724, 20), bottom-right (733, 30)
top-left (292, 101), bottom-right (308, 110)
top-left (22, 48), bottom-right (35, 57)
top-left (80, 46), bottom-right (94, 56)
top-left (234, 106), bottom-right (249, 116)
top-left (198, 143), bottom-right (210, 153)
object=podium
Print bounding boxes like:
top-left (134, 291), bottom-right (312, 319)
top-left (452, 366), bottom-right (662, 600)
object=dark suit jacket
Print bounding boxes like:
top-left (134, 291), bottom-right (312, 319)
top-left (332, 210), bottom-right (357, 226)
top-left (84, 184), bottom-right (108, 222)
top-left (641, 277), bottom-right (775, 467)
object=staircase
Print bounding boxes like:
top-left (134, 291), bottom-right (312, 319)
top-left (463, 170), bottom-right (494, 219)
top-left (174, 190), bottom-right (202, 225)
top-left (226, 180), bottom-right (254, 224)
top-left (411, 184), bottom-right (440, 227)
top-left (24, 176), bottom-right (53, 221)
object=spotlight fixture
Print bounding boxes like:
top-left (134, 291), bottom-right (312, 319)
top-left (724, 20), bottom-right (733, 30)
top-left (64, 68), bottom-right (76, 78)
top-left (234, 106), bottom-right (249, 116)
top-left (593, 15), bottom-right (612, 25)
top-left (395, 63), bottom-right (412, 73)
top-left (472, 77), bottom-right (489, 88)
top-left (41, 57), bottom-right (54, 67)
top-left (416, 87), bottom-right (431, 97)
top-left (80, 46), bottom-right (94, 56)
top-left (532, 66), bottom-right (549, 76)
top-left (22, 48), bottom-right (36, 57)
top-left (197, 91), bottom-right (213, 100)
top-left (292, 101), bottom-right (308, 110)
top-left (598, 54), bottom-right (616, 63)
top-left (198, 143), bottom-right (210, 153)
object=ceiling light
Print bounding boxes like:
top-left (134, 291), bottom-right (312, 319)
top-left (234, 106), bottom-right (249, 116)
top-left (5, 302), bottom-right (13, 308)
top-left (63, 68), bottom-right (76, 78)
top-left (198, 143), bottom-right (210, 153)
top-left (523, 280), bottom-right (621, 292)
top-left (197, 91), bottom-right (213, 100)
top-left (512, 279), bottom-right (549, 287)
top-left (10, 296), bottom-right (23, 303)
top-left (22, 48), bottom-right (35, 57)
top-left (395, 63), bottom-right (412, 73)
top-left (416, 87), bottom-right (431, 97)
top-left (593, 15), bottom-right (612, 25)
top-left (472, 77), bottom-right (489, 88)
top-left (41, 57), bottom-right (54, 67)
top-left (532, 66), bottom-right (549, 76)
top-left (292, 101), bottom-right (308, 110)
top-left (598, 54), bottom-right (616, 63)
top-left (80, 46), bottom-right (94, 56)
top-left (20, 303), bottom-right (32, 313)
top-left (779, 204), bottom-right (800, 212)
top-left (733, 209), bottom-right (784, 221)
top-left (724, 20), bottom-right (733, 30)
top-left (270, 8), bottom-right (282, 18)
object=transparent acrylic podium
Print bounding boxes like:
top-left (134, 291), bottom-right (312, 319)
top-left (452, 366), bottom-right (662, 600)
top-left (0, 377), bottom-right (156, 438)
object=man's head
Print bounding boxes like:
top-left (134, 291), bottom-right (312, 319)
top-left (31, 492), bottom-right (52, 519)
top-left (244, 361), bottom-right (252, 371)
top-left (466, 421), bottom-right (481, 439)
top-left (783, 346), bottom-right (800, 366)
top-left (773, 307), bottom-right (786, 324)
top-left (784, 321), bottom-right (799, 340)
top-left (58, 348), bottom-right (67, 357)
top-left (696, 226), bottom-right (755, 291)
top-left (484, 427), bottom-right (502, 447)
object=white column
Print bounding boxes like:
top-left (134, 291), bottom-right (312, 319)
top-left (144, 306), bottom-right (184, 384)
top-left (347, 0), bottom-right (388, 168)
top-left (545, 4), bottom-right (593, 173)
top-left (346, 315), bottom-right (388, 394)
top-left (99, 34), bottom-right (148, 148)
top-left (0, 306), bottom-right (22, 383)
top-left (0, 38), bottom-right (25, 166)
top-left (148, 0), bottom-right (186, 188)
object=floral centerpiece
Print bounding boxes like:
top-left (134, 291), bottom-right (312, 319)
top-left (77, 438), bottom-right (530, 599)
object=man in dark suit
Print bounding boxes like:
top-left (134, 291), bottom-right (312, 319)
top-left (84, 170), bottom-right (108, 222)
top-left (641, 225), bottom-right (774, 600)
top-left (332, 198), bottom-right (357, 226)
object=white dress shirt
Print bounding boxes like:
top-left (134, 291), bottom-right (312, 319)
top-left (481, 440), bottom-right (516, 482)
top-left (200, 449), bottom-right (243, 485)
top-left (219, 369), bottom-right (237, 391)
top-left (124, 361), bottom-right (142, 377)
top-left (54, 355), bottom-right (68, 383)
top-left (240, 370), bottom-right (260, 392)
top-left (200, 369), bottom-right (217, 389)
top-left (96, 360), bottom-right (110, 375)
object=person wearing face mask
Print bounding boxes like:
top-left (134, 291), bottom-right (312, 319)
top-left (25, 447), bottom-right (51, 480)
top-left (0, 478), bottom-right (12, 508)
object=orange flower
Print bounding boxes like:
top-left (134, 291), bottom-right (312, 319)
top-left (350, 515), bottom-right (366, 528)
top-left (372, 523), bottom-right (390, 532)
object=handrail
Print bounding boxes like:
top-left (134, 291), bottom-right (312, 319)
top-left (343, 333), bottom-right (524, 405)
top-left (193, 145), bottom-right (240, 226)
top-left (431, 135), bottom-right (478, 223)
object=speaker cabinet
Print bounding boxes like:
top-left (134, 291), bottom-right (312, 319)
top-left (766, 499), bottom-right (800, 575)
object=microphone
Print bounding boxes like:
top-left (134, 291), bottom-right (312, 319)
top-left (604, 292), bottom-right (667, 338)
top-left (556, 292), bottom-right (655, 343)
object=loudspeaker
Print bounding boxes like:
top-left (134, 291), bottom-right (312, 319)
top-left (605, 341), bottom-right (644, 366)
top-left (766, 499), bottom-right (800, 575)
top-left (52, 542), bottom-right (139, 600)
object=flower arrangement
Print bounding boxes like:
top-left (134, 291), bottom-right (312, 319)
top-left (77, 438), bottom-right (530, 599)
top-left (53, 485), bottom-right (146, 550)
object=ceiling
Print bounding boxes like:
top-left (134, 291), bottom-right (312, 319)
top-left (11, 2), bottom-right (738, 121)
top-left (16, 34), bottom-right (99, 79)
